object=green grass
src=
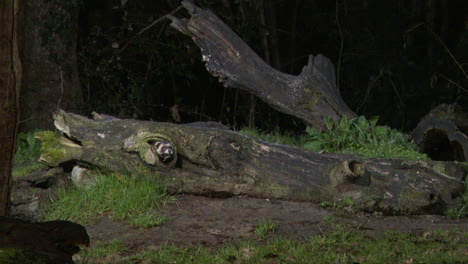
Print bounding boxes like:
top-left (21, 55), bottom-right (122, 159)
top-left (43, 171), bottom-right (171, 226)
top-left (126, 211), bottom-right (168, 228)
top-left (81, 239), bottom-right (126, 258)
top-left (241, 116), bottom-right (427, 160)
top-left (303, 116), bottom-right (428, 160)
top-left (320, 196), bottom-right (355, 210)
top-left (254, 219), bottom-right (279, 239)
top-left (109, 228), bottom-right (468, 264)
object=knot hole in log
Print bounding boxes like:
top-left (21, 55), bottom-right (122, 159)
top-left (331, 160), bottom-right (370, 187)
top-left (123, 132), bottom-right (178, 170)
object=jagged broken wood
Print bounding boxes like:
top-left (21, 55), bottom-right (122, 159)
top-left (166, 0), bottom-right (356, 130)
top-left (37, 110), bottom-right (467, 215)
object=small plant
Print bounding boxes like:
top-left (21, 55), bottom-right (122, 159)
top-left (446, 177), bottom-right (468, 219)
top-left (304, 116), bottom-right (428, 160)
top-left (320, 197), bottom-right (355, 210)
top-left (44, 170), bottom-right (171, 225)
top-left (254, 219), bottom-right (279, 239)
top-left (12, 131), bottom-right (47, 178)
top-left (126, 211), bottom-right (168, 228)
top-left (14, 131), bottom-right (42, 164)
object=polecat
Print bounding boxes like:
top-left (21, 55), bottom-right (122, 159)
top-left (151, 139), bottom-right (175, 163)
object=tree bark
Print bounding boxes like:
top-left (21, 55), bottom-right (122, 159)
top-left (18, 0), bottom-right (83, 131)
top-left (37, 110), bottom-right (467, 215)
top-left (166, 0), bottom-right (356, 130)
top-left (0, 0), bottom-right (21, 216)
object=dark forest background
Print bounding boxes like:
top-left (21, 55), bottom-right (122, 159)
top-left (20, 0), bottom-right (468, 133)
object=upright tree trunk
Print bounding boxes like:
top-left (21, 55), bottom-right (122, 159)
top-left (18, 0), bottom-right (82, 131)
top-left (0, 0), bottom-right (21, 216)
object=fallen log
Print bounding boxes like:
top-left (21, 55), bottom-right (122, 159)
top-left (37, 110), bottom-right (467, 215)
top-left (166, 0), bottom-right (356, 130)
top-left (413, 103), bottom-right (468, 162)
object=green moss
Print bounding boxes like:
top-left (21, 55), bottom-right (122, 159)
top-left (35, 131), bottom-right (82, 166)
top-left (301, 89), bottom-right (321, 111)
top-left (397, 188), bottom-right (431, 213)
top-left (12, 163), bottom-right (47, 178)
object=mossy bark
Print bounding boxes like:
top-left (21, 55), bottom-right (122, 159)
top-left (38, 110), bottom-right (467, 215)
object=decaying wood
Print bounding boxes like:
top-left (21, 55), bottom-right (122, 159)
top-left (166, 0), bottom-right (356, 130)
top-left (37, 110), bottom-right (467, 215)
top-left (413, 103), bottom-right (468, 162)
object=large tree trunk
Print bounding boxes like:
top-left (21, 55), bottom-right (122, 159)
top-left (166, 0), bottom-right (356, 130)
top-left (0, 0), bottom-right (21, 216)
top-left (18, 0), bottom-right (83, 131)
top-left (37, 110), bottom-right (466, 215)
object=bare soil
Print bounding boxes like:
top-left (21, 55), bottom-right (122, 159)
top-left (86, 194), bottom-right (468, 251)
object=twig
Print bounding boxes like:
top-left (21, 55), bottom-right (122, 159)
top-left (137, 5), bottom-right (184, 36)
top-left (118, 5), bottom-right (184, 53)
top-left (405, 23), bottom-right (468, 89)
top-left (434, 72), bottom-right (468, 93)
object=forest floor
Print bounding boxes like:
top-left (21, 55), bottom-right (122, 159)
top-left (86, 194), bottom-right (468, 252)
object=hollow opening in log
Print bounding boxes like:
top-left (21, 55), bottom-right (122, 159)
top-left (60, 160), bottom-right (79, 173)
top-left (423, 129), bottom-right (464, 161)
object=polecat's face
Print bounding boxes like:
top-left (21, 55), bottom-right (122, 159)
top-left (153, 140), bottom-right (175, 162)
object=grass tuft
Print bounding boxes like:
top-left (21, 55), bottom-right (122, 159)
top-left (254, 219), bottom-right (279, 239)
top-left (43, 171), bottom-right (171, 225)
top-left (303, 116), bottom-right (428, 160)
top-left (126, 212), bottom-right (168, 228)
top-left (241, 116), bottom-right (427, 160)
